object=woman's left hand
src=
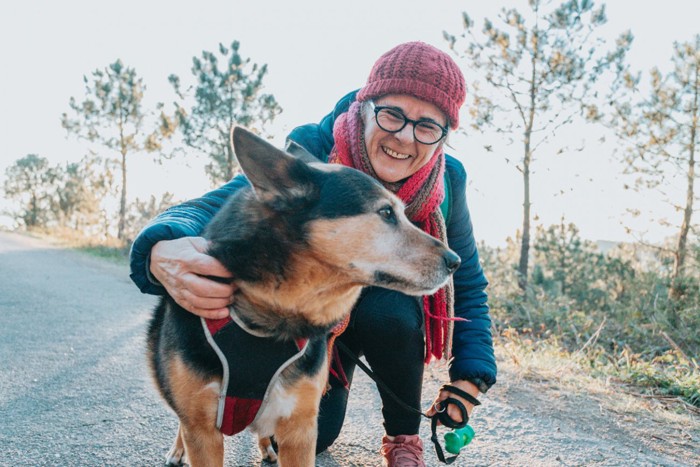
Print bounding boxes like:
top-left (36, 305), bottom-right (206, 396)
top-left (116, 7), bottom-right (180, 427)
top-left (426, 379), bottom-right (480, 425)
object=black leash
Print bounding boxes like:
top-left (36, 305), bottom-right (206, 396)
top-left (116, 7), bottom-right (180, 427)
top-left (335, 340), bottom-right (480, 464)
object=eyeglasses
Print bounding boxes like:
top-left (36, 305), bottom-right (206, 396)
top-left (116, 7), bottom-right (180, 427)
top-left (369, 101), bottom-right (448, 145)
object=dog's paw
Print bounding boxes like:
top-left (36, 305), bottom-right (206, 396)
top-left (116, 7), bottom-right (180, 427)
top-left (258, 436), bottom-right (278, 463)
top-left (165, 446), bottom-right (187, 466)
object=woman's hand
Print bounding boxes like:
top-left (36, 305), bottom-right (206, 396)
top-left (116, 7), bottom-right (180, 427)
top-left (426, 379), bottom-right (480, 425)
top-left (150, 237), bottom-right (235, 319)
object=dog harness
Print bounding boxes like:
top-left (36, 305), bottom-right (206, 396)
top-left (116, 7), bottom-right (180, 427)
top-left (202, 314), bottom-right (308, 436)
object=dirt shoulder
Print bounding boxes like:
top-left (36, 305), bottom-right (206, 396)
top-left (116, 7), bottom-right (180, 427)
top-left (438, 346), bottom-right (700, 466)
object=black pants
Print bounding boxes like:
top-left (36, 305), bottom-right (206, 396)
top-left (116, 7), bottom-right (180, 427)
top-left (316, 287), bottom-right (425, 453)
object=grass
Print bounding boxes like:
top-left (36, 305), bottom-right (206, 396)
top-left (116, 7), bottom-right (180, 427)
top-left (494, 331), bottom-right (700, 462)
top-left (498, 327), bottom-right (700, 413)
top-left (603, 352), bottom-right (700, 408)
top-left (25, 227), bottom-right (130, 265)
top-left (74, 243), bottom-right (130, 264)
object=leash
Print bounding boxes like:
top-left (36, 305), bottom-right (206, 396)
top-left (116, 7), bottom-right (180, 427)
top-left (335, 341), bottom-right (480, 464)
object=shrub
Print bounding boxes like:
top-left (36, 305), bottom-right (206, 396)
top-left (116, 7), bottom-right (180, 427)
top-left (480, 221), bottom-right (700, 406)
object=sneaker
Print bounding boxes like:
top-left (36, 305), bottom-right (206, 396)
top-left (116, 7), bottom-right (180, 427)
top-left (380, 434), bottom-right (425, 467)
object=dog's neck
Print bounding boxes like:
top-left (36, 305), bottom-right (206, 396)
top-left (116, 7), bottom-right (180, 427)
top-left (228, 295), bottom-right (333, 340)
top-left (231, 257), bottom-right (363, 341)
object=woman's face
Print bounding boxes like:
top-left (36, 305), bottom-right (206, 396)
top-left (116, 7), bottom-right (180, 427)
top-left (363, 94), bottom-right (448, 183)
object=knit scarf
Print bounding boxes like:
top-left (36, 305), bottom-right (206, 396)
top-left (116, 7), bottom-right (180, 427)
top-left (328, 101), bottom-right (456, 363)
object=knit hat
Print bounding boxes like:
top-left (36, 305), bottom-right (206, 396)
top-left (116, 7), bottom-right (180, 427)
top-left (357, 41), bottom-right (466, 129)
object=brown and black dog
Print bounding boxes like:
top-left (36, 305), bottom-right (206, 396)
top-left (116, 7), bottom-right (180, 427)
top-left (147, 126), bottom-right (460, 466)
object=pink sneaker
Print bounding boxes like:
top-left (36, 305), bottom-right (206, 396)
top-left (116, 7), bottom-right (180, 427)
top-left (380, 434), bottom-right (426, 467)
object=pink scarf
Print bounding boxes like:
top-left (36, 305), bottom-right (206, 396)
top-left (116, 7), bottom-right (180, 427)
top-left (329, 101), bottom-right (456, 363)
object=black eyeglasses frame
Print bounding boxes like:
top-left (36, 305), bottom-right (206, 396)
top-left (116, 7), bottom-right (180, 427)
top-left (369, 101), bottom-right (448, 145)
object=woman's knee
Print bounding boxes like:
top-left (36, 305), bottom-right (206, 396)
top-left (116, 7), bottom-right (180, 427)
top-left (316, 427), bottom-right (339, 454)
top-left (353, 287), bottom-right (424, 339)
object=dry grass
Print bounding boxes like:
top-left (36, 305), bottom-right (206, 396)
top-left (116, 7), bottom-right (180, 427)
top-left (26, 227), bottom-right (130, 264)
top-left (495, 333), bottom-right (700, 448)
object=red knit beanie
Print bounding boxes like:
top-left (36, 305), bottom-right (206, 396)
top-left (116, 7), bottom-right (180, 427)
top-left (357, 41), bottom-right (466, 129)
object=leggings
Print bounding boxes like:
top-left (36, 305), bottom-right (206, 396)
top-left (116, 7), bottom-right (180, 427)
top-left (316, 286), bottom-right (425, 453)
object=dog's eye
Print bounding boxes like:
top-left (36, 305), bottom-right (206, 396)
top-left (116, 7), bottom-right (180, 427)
top-left (377, 206), bottom-right (397, 224)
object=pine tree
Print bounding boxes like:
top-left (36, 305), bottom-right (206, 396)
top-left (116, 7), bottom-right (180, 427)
top-left (445, 0), bottom-right (631, 290)
top-left (3, 154), bottom-right (57, 228)
top-left (62, 60), bottom-right (163, 241)
top-left (610, 35), bottom-right (700, 309)
top-left (169, 41), bottom-right (282, 184)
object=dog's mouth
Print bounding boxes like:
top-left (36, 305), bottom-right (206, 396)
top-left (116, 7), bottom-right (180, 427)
top-left (372, 270), bottom-right (449, 295)
top-left (373, 271), bottom-right (406, 286)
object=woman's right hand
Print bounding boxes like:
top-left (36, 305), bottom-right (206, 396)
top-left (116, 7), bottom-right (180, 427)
top-left (150, 237), bottom-right (236, 319)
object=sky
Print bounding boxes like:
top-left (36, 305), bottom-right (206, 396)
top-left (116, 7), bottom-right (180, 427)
top-left (0, 1), bottom-right (698, 246)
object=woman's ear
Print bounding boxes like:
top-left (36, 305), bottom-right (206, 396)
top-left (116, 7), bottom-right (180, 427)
top-left (359, 100), bottom-right (372, 121)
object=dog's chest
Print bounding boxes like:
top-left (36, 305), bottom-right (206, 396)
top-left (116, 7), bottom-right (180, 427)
top-left (202, 316), bottom-right (308, 436)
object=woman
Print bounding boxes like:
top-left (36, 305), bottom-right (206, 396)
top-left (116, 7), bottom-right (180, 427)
top-left (130, 41), bottom-right (496, 466)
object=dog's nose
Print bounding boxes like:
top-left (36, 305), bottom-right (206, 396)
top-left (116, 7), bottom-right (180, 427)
top-left (443, 250), bottom-right (461, 274)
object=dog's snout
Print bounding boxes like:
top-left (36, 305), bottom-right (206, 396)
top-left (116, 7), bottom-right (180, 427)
top-left (444, 250), bottom-right (461, 274)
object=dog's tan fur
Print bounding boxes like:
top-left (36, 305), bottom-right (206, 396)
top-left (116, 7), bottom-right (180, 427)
top-left (166, 357), bottom-right (223, 466)
top-left (271, 373), bottom-right (328, 466)
top-left (236, 253), bottom-right (364, 329)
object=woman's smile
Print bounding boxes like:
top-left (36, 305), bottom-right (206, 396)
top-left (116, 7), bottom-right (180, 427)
top-left (382, 145), bottom-right (412, 160)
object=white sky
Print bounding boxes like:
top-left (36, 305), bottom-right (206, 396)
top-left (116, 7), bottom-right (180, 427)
top-left (0, 1), bottom-right (698, 245)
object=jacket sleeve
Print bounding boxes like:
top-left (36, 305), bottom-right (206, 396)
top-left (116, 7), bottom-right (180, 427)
top-left (445, 156), bottom-right (497, 392)
top-left (128, 175), bottom-right (250, 295)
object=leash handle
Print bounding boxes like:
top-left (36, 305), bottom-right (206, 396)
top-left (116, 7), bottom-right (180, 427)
top-left (430, 387), bottom-right (475, 464)
top-left (438, 384), bottom-right (481, 411)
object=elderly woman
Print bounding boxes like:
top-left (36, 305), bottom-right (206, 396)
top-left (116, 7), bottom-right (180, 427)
top-left (130, 41), bottom-right (496, 466)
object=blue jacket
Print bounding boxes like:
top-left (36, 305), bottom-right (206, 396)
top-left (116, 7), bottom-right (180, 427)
top-left (129, 91), bottom-right (496, 392)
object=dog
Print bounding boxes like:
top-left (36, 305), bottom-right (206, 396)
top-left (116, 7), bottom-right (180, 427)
top-left (147, 126), bottom-right (460, 467)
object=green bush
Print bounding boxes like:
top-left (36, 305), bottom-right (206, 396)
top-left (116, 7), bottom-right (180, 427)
top-left (480, 221), bottom-right (700, 407)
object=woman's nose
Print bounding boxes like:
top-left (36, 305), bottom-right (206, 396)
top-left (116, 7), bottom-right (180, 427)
top-left (395, 123), bottom-right (415, 143)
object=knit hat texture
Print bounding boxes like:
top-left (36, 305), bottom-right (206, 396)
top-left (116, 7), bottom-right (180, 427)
top-left (357, 41), bottom-right (466, 129)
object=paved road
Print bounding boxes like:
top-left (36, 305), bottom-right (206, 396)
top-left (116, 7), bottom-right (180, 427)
top-left (0, 231), bottom-right (416, 466)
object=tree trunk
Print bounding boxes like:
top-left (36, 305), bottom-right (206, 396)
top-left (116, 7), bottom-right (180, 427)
top-left (116, 99), bottom-right (128, 242)
top-left (669, 62), bottom-right (699, 303)
top-left (518, 148), bottom-right (532, 290)
top-left (29, 192), bottom-right (38, 228)
top-left (118, 151), bottom-right (127, 241)
top-left (518, 37), bottom-right (539, 291)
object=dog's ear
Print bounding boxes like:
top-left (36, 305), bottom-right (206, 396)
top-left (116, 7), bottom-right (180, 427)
top-left (284, 139), bottom-right (320, 164)
top-left (231, 126), bottom-right (314, 205)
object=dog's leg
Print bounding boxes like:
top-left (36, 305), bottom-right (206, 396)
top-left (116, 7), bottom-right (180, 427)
top-left (179, 422), bottom-right (223, 467)
top-left (164, 423), bottom-right (187, 466)
top-left (258, 435), bottom-right (278, 463)
top-left (168, 356), bottom-right (224, 467)
top-left (274, 378), bottom-right (324, 467)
